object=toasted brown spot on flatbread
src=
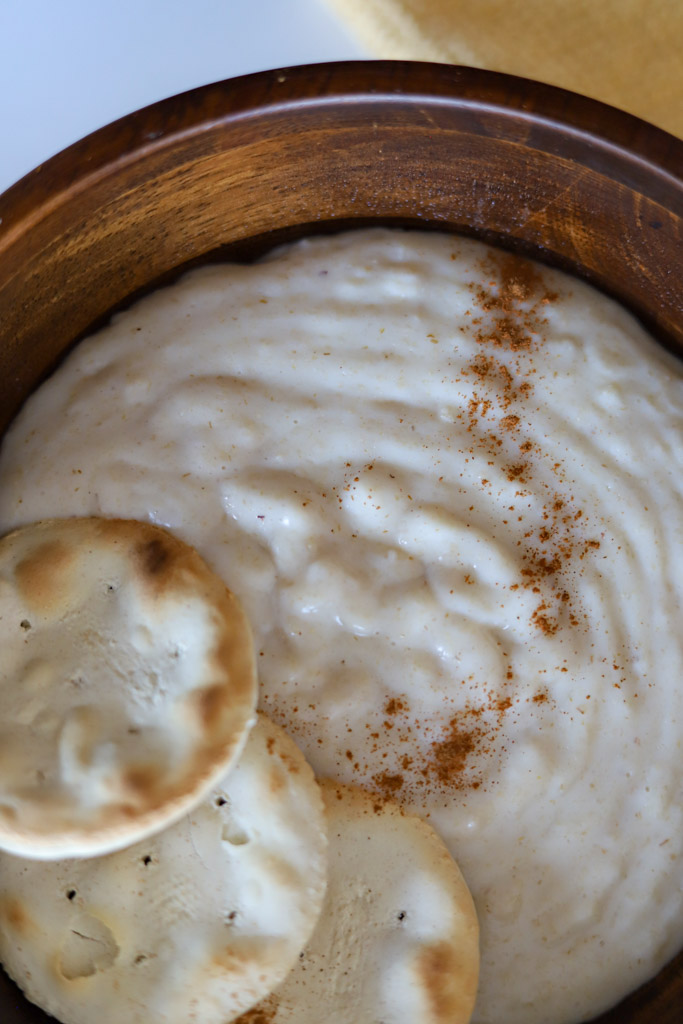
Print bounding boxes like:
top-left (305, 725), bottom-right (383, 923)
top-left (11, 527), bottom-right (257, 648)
top-left (14, 540), bottom-right (75, 615)
top-left (214, 628), bottom-right (257, 703)
top-left (0, 898), bottom-right (31, 935)
top-left (418, 940), bottom-right (468, 1022)
top-left (193, 682), bottom-right (233, 734)
top-left (137, 537), bottom-right (172, 579)
top-left (122, 764), bottom-right (164, 803)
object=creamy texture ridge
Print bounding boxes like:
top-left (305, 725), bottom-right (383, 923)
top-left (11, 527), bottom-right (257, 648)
top-left (1, 229), bottom-right (682, 1024)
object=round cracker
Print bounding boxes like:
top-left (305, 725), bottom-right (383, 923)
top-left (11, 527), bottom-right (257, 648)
top-left (0, 516), bottom-right (257, 858)
top-left (0, 713), bottom-right (327, 1024)
top-left (238, 781), bottom-right (479, 1024)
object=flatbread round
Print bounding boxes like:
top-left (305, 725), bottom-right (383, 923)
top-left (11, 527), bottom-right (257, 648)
top-left (238, 781), bottom-right (479, 1024)
top-left (0, 516), bottom-right (257, 858)
top-left (0, 713), bottom-right (328, 1024)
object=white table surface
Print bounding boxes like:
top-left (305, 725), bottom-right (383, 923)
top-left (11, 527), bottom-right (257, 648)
top-left (0, 0), bottom-right (367, 197)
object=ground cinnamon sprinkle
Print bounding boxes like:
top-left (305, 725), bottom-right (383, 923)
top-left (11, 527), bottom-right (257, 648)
top-left (459, 249), bottom-right (601, 635)
top-left (361, 688), bottom-right (530, 801)
top-left (420, 691), bottom-right (519, 793)
top-left (428, 717), bottom-right (481, 786)
top-left (372, 770), bottom-right (405, 799)
top-left (476, 315), bottom-right (532, 351)
top-left (531, 603), bottom-right (559, 636)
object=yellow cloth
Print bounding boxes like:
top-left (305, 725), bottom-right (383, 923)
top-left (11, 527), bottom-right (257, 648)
top-left (324, 0), bottom-right (683, 138)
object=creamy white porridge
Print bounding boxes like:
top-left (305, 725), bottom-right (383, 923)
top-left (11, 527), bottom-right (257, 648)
top-left (0, 229), bottom-right (682, 1024)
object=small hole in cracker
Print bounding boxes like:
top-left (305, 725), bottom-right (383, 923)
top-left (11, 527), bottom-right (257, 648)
top-left (20, 620), bottom-right (31, 631)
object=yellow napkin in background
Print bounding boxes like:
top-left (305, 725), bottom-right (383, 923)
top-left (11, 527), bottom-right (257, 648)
top-left (324, 0), bottom-right (683, 138)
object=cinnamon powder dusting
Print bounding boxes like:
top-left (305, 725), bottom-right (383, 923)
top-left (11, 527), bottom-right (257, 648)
top-left (359, 687), bottom-right (542, 802)
top-left (459, 250), bottom-right (600, 635)
top-left (422, 692), bottom-right (517, 793)
top-left (429, 718), bottom-right (480, 786)
top-left (372, 771), bottom-right (405, 799)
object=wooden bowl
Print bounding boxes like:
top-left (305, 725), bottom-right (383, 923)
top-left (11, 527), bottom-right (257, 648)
top-left (0, 61), bottom-right (681, 1023)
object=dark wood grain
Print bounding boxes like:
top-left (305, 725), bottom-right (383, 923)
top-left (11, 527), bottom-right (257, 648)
top-left (0, 61), bottom-right (681, 1024)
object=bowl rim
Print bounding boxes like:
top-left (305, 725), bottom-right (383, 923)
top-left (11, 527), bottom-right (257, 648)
top-left (1, 59), bottom-right (681, 231)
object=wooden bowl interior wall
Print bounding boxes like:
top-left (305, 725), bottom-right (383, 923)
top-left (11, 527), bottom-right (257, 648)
top-left (0, 62), bottom-right (681, 1022)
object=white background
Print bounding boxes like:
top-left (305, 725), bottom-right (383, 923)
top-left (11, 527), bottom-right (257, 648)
top-left (0, 0), bottom-right (367, 196)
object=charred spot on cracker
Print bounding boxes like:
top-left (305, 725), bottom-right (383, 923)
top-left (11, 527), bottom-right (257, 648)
top-left (14, 539), bottom-right (74, 613)
top-left (193, 682), bottom-right (232, 733)
top-left (0, 898), bottom-right (31, 934)
top-left (418, 941), bottom-right (463, 1021)
top-left (123, 764), bottom-right (163, 801)
top-left (138, 537), bottom-right (172, 579)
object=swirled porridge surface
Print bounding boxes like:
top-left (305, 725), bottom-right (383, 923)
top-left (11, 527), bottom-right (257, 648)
top-left (1, 229), bottom-right (682, 1024)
